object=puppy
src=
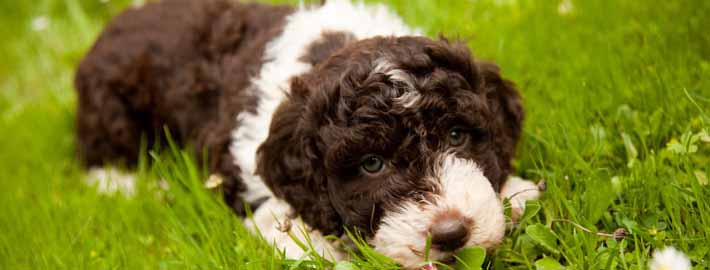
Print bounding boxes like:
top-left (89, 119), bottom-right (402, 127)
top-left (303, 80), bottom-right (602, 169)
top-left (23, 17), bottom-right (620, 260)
top-left (75, 0), bottom-right (540, 268)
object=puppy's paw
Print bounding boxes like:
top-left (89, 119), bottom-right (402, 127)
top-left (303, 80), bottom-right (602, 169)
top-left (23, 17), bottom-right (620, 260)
top-left (500, 176), bottom-right (543, 223)
top-left (246, 198), bottom-right (347, 261)
top-left (85, 167), bottom-right (137, 197)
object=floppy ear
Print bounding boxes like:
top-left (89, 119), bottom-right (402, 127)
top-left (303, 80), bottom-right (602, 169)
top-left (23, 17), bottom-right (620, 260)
top-left (255, 77), bottom-right (343, 236)
top-left (477, 61), bottom-right (524, 184)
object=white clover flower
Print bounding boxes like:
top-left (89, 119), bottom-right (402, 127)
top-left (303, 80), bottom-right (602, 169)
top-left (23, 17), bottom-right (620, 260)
top-left (650, 247), bottom-right (691, 270)
top-left (31, 16), bottom-right (49, 31)
top-left (205, 174), bottom-right (224, 189)
top-left (557, 0), bottom-right (573, 15)
top-left (132, 0), bottom-right (145, 8)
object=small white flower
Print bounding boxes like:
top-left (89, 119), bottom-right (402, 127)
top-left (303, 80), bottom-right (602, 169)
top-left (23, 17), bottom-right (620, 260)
top-left (557, 0), bottom-right (573, 15)
top-left (31, 16), bottom-right (49, 31)
top-left (205, 174), bottom-right (224, 189)
top-left (131, 0), bottom-right (145, 7)
top-left (158, 179), bottom-right (170, 190)
top-left (699, 129), bottom-right (710, 143)
top-left (650, 247), bottom-right (691, 270)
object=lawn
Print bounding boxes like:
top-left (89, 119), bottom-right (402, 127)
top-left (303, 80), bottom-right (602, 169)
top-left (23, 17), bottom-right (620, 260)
top-left (1, 0), bottom-right (709, 269)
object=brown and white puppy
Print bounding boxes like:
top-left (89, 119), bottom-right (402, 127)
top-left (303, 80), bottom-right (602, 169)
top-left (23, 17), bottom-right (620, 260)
top-left (75, 0), bottom-right (540, 268)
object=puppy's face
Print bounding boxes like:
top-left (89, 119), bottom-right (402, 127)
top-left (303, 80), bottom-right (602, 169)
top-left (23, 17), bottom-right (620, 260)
top-left (257, 36), bottom-right (523, 268)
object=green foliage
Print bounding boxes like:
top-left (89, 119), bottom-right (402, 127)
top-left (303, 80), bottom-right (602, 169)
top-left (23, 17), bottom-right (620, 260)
top-left (526, 225), bottom-right (560, 255)
top-left (534, 257), bottom-right (564, 270)
top-left (454, 247), bottom-right (486, 270)
top-left (1, 0), bottom-right (709, 269)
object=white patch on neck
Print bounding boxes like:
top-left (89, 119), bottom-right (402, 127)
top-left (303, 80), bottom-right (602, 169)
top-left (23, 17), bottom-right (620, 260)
top-left (244, 198), bottom-right (346, 261)
top-left (369, 154), bottom-right (505, 268)
top-left (230, 0), bottom-right (420, 204)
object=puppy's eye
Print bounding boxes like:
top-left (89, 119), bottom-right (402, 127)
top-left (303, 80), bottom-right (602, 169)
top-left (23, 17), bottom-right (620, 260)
top-left (360, 155), bottom-right (385, 174)
top-left (448, 127), bottom-right (469, 147)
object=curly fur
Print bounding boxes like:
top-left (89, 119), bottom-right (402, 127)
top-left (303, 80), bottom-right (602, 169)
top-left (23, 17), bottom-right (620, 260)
top-left (75, 0), bottom-right (292, 213)
top-left (75, 0), bottom-right (527, 267)
top-left (257, 36), bottom-right (524, 235)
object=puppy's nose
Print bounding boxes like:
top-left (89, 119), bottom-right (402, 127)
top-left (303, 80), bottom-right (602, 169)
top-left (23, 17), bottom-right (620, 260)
top-left (430, 217), bottom-right (469, 251)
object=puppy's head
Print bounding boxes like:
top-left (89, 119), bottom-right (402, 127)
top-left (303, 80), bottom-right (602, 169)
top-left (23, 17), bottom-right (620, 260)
top-left (257, 36), bottom-right (523, 268)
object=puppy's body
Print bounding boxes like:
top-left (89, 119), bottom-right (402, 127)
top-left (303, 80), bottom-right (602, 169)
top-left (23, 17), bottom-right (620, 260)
top-left (76, 0), bottom-right (293, 213)
top-left (77, 0), bottom-right (539, 267)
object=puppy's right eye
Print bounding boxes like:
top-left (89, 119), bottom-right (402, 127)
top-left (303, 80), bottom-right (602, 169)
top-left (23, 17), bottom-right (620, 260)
top-left (448, 127), bottom-right (469, 147)
top-left (360, 155), bottom-right (385, 174)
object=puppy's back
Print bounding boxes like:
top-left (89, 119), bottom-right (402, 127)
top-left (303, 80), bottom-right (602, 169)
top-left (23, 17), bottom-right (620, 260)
top-left (74, 0), bottom-right (292, 208)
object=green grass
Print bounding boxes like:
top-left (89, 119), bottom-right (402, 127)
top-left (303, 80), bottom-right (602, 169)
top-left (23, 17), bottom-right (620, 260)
top-left (1, 0), bottom-right (709, 269)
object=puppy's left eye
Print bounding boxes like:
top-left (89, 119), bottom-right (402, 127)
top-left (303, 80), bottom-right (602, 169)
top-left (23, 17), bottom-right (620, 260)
top-left (448, 127), bottom-right (469, 147)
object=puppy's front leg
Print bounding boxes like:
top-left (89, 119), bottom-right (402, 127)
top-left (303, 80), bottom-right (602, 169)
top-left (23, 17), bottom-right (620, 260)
top-left (245, 198), bottom-right (346, 261)
top-left (499, 176), bottom-right (543, 223)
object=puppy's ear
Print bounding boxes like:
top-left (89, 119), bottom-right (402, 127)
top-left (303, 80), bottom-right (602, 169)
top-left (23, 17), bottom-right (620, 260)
top-left (255, 77), bottom-right (343, 235)
top-left (478, 61), bottom-right (524, 185)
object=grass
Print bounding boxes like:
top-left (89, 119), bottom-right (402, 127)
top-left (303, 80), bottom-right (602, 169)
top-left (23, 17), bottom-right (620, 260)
top-left (1, 0), bottom-right (709, 269)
